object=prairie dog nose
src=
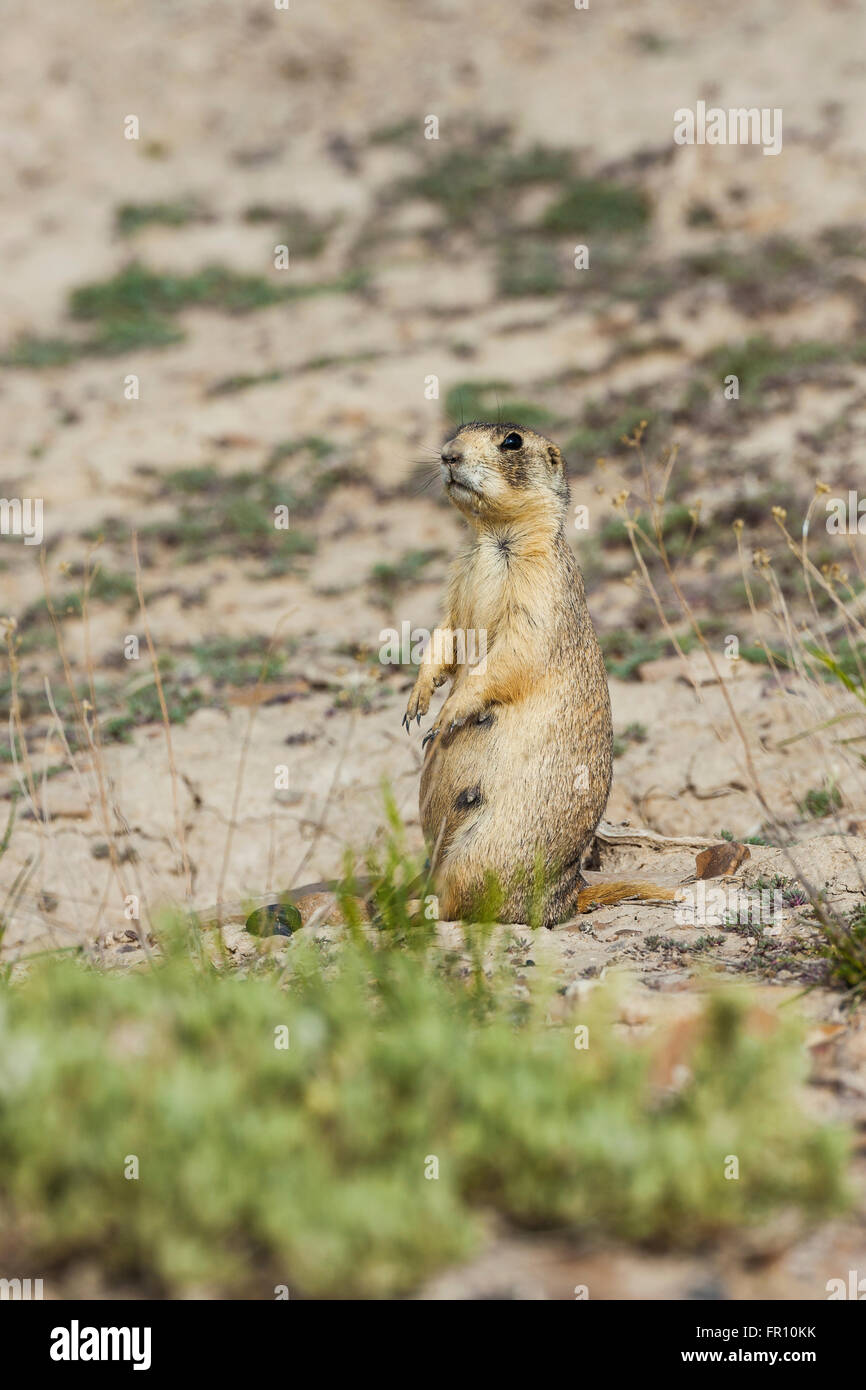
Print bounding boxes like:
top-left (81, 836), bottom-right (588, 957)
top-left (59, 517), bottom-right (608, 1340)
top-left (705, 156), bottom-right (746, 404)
top-left (441, 444), bottom-right (463, 466)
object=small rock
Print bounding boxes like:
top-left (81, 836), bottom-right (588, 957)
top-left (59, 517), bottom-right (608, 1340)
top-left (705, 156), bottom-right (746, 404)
top-left (244, 900), bottom-right (303, 937)
top-left (695, 841), bottom-right (751, 880)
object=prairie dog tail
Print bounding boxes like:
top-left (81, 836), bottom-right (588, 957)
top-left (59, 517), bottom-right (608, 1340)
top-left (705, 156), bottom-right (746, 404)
top-left (203, 878), bottom-right (677, 932)
top-left (576, 881), bottom-right (678, 912)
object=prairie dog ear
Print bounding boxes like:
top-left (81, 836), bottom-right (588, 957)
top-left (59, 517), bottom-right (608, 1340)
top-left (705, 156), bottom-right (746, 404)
top-left (547, 443), bottom-right (564, 471)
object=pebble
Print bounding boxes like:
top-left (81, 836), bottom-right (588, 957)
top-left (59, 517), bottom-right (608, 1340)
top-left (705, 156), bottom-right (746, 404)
top-left (244, 901), bottom-right (302, 937)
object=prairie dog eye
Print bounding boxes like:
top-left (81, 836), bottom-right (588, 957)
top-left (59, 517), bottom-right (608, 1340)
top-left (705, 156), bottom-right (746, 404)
top-left (500, 432), bottom-right (523, 450)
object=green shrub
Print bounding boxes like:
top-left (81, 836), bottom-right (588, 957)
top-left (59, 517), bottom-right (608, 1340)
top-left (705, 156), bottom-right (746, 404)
top-left (540, 178), bottom-right (650, 235)
top-left (0, 918), bottom-right (847, 1297)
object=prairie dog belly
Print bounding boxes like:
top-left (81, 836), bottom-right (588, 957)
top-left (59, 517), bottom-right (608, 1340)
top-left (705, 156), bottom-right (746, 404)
top-left (420, 678), bottom-right (612, 912)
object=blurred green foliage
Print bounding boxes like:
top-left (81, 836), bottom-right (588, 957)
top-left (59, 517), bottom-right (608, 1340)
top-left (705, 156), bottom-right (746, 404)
top-left (2, 263), bottom-right (368, 365)
top-left (444, 380), bottom-right (556, 431)
top-left (540, 178), bottom-right (651, 235)
top-left (115, 198), bottom-right (211, 237)
top-left (0, 845), bottom-right (848, 1296)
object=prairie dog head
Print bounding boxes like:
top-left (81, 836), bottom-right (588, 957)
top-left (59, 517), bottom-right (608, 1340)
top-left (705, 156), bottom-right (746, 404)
top-left (439, 422), bottom-right (568, 526)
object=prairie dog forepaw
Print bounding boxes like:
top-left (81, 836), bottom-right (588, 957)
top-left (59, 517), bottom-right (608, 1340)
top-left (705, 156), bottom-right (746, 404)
top-left (439, 698), bottom-right (486, 743)
top-left (403, 673), bottom-right (434, 730)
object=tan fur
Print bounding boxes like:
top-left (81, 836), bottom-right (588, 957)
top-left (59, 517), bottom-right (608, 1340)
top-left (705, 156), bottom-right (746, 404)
top-left (404, 421), bottom-right (618, 928)
top-left (576, 882), bottom-right (677, 911)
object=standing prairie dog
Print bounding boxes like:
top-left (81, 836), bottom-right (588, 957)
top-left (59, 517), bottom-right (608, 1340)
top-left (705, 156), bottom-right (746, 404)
top-left (404, 421), bottom-right (675, 928)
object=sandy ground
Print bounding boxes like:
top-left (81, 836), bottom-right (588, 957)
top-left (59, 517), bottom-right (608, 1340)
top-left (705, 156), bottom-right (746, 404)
top-left (2, 0), bottom-right (866, 1297)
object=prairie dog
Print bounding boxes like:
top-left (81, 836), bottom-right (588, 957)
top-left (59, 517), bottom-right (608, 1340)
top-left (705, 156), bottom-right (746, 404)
top-left (404, 421), bottom-right (674, 928)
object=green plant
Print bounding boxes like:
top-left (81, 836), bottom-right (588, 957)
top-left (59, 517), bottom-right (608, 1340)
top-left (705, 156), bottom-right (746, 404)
top-left (133, 465), bottom-right (338, 569)
top-left (0, 916), bottom-right (847, 1297)
top-left (242, 204), bottom-right (334, 259)
top-left (566, 399), bottom-right (659, 466)
top-left (599, 630), bottom-right (669, 680)
top-left (540, 178), bottom-right (651, 235)
top-left (698, 337), bottom-right (841, 405)
top-left (719, 829), bottom-right (774, 847)
top-left (2, 263), bottom-right (368, 365)
top-left (115, 198), bottom-right (210, 237)
top-left (369, 549), bottom-right (444, 595)
top-left (799, 783), bottom-right (843, 820)
top-left (397, 141), bottom-right (573, 226)
top-left (821, 903), bottom-right (866, 997)
top-left (496, 240), bottom-right (561, 298)
top-left (444, 381), bottom-right (555, 431)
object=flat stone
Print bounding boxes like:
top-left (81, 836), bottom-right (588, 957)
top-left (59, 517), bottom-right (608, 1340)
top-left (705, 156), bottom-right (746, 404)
top-left (695, 841), bottom-right (751, 880)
